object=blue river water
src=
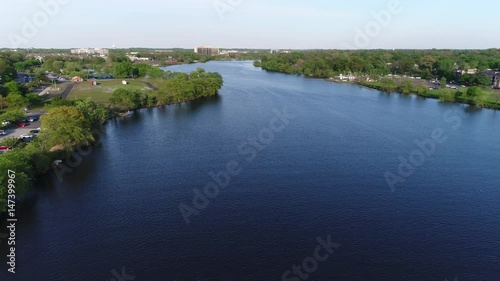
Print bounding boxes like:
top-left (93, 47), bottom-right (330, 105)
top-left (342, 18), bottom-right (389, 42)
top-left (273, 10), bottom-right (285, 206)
top-left (1, 61), bottom-right (499, 281)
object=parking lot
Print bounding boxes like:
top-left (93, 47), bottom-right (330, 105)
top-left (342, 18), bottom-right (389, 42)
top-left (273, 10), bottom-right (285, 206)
top-left (0, 110), bottom-right (44, 140)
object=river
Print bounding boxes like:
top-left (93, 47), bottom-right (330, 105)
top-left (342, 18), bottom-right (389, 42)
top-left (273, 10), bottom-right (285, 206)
top-left (1, 61), bottom-right (499, 281)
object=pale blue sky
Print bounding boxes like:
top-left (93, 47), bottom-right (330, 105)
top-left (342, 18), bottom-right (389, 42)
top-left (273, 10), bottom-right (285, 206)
top-left (1, 0), bottom-right (499, 49)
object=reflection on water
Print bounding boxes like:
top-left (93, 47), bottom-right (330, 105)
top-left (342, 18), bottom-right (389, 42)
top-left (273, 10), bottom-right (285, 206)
top-left (188, 94), bottom-right (221, 112)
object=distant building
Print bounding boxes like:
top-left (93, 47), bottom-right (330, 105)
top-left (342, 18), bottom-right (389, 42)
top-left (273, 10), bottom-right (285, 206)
top-left (71, 76), bottom-right (83, 82)
top-left (336, 73), bottom-right (356, 81)
top-left (16, 73), bottom-right (33, 84)
top-left (494, 74), bottom-right (500, 89)
top-left (71, 48), bottom-right (109, 56)
top-left (220, 50), bottom-right (242, 55)
top-left (467, 69), bottom-right (478, 75)
top-left (194, 46), bottom-right (220, 55)
top-left (270, 49), bottom-right (291, 54)
top-left (483, 69), bottom-right (500, 85)
top-left (125, 52), bottom-right (150, 62)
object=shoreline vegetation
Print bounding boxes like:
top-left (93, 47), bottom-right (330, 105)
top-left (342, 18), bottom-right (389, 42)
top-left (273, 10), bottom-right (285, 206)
top-left (253, 49), bottom-right (500, 110)
top-left (0, 66), bottom-right (223, 213)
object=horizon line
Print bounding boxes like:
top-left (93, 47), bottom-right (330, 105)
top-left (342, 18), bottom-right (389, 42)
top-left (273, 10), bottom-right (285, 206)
top-left (1, 47), bottom-right (500, 51)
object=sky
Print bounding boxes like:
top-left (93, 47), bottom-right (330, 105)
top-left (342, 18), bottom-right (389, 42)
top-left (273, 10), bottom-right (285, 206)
top-left (0, 0), bottom-right (499, 49)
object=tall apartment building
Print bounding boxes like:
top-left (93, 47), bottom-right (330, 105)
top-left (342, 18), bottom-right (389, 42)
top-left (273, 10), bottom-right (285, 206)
top-left (194, 46), bottom-right (220, 55)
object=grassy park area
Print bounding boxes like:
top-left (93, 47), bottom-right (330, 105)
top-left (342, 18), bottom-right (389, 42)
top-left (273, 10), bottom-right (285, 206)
top-left (67, 80), bottom-right (153, 104)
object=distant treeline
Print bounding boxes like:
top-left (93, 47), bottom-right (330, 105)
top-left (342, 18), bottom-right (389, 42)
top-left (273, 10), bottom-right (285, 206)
top-left (255, 49), bottom-right (500, 82)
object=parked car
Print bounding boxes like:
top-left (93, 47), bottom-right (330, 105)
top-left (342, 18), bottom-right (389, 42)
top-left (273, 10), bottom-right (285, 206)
top-left (0, 146), bottom-right (11, 151)
top-left (30, 129), bottom-right (40, 134)
top-left (19, 135), bottom-right (36, 142)
top-left (2, 121), bottom-right (11, 126)
top-left (17, 123), bottom-right (29, 127)
top-left (27, 117), bottom-right (39, 122)
top-left (0, 130), bottom-right (6, 135)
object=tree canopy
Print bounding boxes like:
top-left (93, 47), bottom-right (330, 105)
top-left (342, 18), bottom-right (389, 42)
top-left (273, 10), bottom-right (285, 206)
top-left (39, 106), bottom-right (94, 150)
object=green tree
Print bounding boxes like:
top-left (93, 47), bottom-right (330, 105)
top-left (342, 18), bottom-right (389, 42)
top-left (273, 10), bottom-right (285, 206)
top-left (0, 109), bottom-right (26, 122)
top-left (419, 55), bottom-right (436, 72)
top-left (466, 86), bottom-right (482, 101)
top-left (0, 145), bottom-right (35, 211)
top-left (14, 59), bottom-right (41, 71)
top-left (74, 98), bottom-right (109, 128)
top-left (379, 78), bottom-right (396, 92)
top-left (4, 81), bottom-right (23, 95)
top-left (440, 77), bottom-right (447, 89)
top-left (475, 74), bottom-right (491, 86)
top-left (439, 90), bottom-right (457, 102)
top-left (473, 95), bottom-right (486, 107)
top-left (435, 58), bottom-right (455, 81)
top-left (52, 60), bottom-right (65, 73)
top-left (0, 137), bottom-right (18, 147)
top-left (398, 80), bottom-right (414, 94)
top-left (0, 96), bottom-right (6, 110)
top-left (35, 72), bottom-right (50, 84)
top-left (39, 106), bottom-right (94, 150)
top-left (109, 88), bottom-right (142, 109)
top-left (0, 58), bottom-right (16, 83)
top-left (0, 167), bottom-right (30, 212)
top-left (44, 95), bottom-right (75, 109)
top-left (414, 82), bottom-right (428, 94)
top-left (113, 62), bottom-right (133, 78)
top-left (6, 93), bottom-right (28, 109)
top-left (26, 93), bottom-right (44, 107)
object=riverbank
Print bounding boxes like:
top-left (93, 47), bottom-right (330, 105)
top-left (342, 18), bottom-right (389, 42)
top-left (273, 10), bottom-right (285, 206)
top-left (356, 81), bottom-right (500, 110)
top-left (0, 68), bottom-right (224, 214)
top-left (0, 94), bottom-right (222, 214)
top-left (254, 49), bottom-right (500, 111)
top-left (257, 66), bottom-right (500, 111)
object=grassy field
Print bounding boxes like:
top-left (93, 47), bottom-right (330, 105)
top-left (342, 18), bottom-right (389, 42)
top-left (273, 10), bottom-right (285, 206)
top-left (67, 80), bottom-right (153, 104)
top-left (485, 89), bottom-right (500, 103)
top-left (137, 78), bottom-right (164, 89)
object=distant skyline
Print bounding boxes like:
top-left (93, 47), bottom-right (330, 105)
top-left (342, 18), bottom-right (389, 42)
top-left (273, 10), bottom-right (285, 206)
top-left (1, 0), bottom-right (499, 49)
